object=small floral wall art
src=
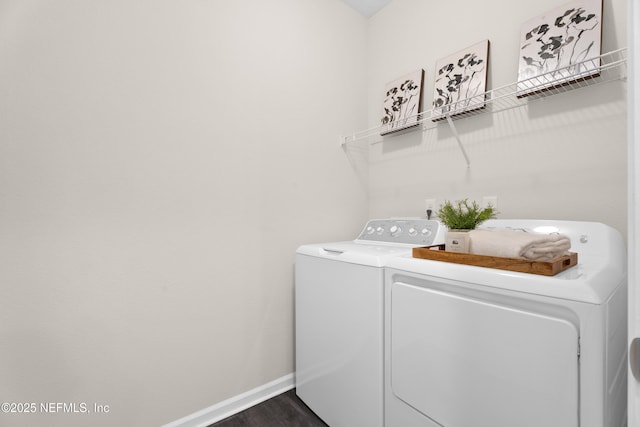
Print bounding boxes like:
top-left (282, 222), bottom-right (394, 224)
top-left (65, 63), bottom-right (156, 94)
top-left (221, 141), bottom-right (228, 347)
top-left (517, 0), bottom-right (602, 96)
top-left (431, 40), bottom-right (489, 121)
top-left (380, 69), bottom-right (424, 136)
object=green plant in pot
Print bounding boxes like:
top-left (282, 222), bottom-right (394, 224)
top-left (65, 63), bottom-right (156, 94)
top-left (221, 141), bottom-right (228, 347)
top-left (437, 199), bottom-right (498, 253)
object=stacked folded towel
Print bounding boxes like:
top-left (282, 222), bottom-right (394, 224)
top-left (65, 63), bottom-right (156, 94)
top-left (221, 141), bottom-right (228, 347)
top-left (469, 228), bottom-right (571, 261)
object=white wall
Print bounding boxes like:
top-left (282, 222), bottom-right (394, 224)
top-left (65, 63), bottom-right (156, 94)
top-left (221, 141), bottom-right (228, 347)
top-left (0, 1), bottom-right (368, 426)
top-left (366, 0), bottom-right (628, 236)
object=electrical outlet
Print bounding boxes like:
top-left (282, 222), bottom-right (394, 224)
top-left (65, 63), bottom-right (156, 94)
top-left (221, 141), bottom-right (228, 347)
top-left (483, 196), bottom-right (498, 210)
top-left (425, 199), bottom-right (436, 219)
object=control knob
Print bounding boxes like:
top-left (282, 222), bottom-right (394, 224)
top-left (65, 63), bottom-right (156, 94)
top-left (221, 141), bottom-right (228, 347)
top-left (389, 225), bottom-right (402, 237)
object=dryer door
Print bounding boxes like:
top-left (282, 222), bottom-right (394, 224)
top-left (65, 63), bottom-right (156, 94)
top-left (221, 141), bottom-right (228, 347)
top-left (390, 279), bottom-right (579, 427)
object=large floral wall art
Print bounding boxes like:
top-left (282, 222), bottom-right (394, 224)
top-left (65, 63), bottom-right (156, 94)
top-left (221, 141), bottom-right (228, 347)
top-left (517, 0), bottom-right (602, 96)
top-left (380, 69), bottom-right (424, 136)
top-left (431, 40), bottom-right (490, 121)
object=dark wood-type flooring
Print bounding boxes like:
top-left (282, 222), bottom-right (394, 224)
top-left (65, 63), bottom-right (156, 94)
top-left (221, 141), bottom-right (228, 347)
top-left (208, 389), bottom-right (329, 427)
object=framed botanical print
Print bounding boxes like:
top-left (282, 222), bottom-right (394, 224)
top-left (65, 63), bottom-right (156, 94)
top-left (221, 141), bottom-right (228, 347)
top-left (431, 40), bottom-right (490, 121)
top-left (380, 69), bottom-right (425, 136)
top-left (517, 0), bottom-right (602, 96)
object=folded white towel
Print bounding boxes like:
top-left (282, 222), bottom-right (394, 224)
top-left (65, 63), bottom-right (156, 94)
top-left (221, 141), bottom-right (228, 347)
top-left (469, 228), bottom-right (571, 261)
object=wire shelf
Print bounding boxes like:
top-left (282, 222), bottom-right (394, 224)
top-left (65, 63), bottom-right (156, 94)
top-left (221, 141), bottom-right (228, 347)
top-left (341, 47), bottom-right (627, 146)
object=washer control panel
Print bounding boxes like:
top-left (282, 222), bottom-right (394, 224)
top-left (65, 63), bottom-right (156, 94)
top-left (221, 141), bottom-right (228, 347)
top-left (356, 219), bottom-right (445, 246)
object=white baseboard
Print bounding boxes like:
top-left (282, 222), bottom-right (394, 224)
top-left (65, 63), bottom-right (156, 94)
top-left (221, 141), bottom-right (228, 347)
top-left (162, 373), bottom-right (295, 427)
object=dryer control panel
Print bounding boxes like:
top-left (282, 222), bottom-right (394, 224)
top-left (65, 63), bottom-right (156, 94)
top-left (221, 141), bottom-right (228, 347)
top-left (355, 219), bottom-right (446, 246)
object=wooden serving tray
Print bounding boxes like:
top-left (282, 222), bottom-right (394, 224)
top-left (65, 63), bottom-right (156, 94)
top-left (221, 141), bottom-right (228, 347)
top-left (412, 244), bottom-right (578, 276)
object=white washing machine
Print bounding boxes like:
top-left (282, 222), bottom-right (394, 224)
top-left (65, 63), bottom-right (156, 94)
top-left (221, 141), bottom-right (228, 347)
top-left (384, 219), bottom-right (627, 427)
top-left (295, 218), bottom-right (446, 427)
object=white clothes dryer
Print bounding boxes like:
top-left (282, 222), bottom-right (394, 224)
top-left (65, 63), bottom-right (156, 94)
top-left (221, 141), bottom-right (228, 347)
top-left (295, 219), bottom-right (445, 427)
top-left (384, 219), bottom-right (627, 427)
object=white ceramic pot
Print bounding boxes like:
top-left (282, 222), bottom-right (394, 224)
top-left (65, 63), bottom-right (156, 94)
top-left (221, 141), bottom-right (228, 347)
top-left (445, 230), bottom-right (471, 253)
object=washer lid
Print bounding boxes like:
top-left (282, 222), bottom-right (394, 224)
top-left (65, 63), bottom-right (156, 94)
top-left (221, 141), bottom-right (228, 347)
top-left (296, 241), bottom-right (414, 267)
